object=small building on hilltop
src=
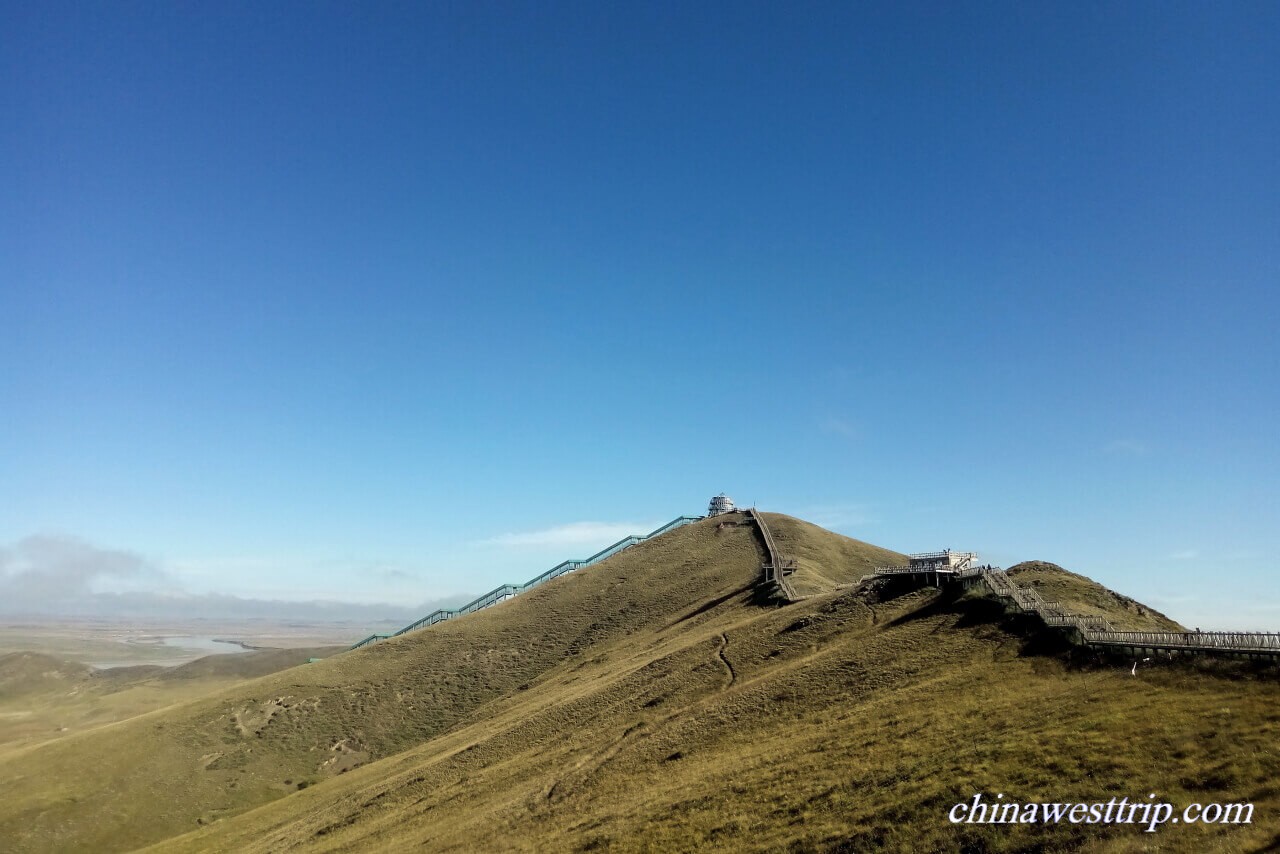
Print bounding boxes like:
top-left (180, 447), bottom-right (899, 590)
top-left (707, 494), bottom-right (736, 516)
top-left (908, 550), bottom-right (978, 572)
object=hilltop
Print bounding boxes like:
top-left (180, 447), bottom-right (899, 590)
top-left (0, 514), bottom-right (1275, 853)
top-left (1006, 560), bottom-right (1184, 632)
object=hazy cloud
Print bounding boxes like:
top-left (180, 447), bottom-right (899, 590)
top-left (0, 535), bottom-right (467, 621)
top-left (819, 417), bottom-right (860, 441)
top-left (0, 535), bottom-right (173, 602)
top-left (323, 558), bottom-right (420, 583)
top-left (1, 589), bottom-right (469, 623)
top-left (487, 521), bottom-right (660, 548)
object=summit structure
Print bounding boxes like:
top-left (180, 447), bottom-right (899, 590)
top-left (707, 493), bottom-right (736, 516)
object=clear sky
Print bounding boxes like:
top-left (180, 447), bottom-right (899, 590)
top-left (2, 2), bottom-right (1277, 630)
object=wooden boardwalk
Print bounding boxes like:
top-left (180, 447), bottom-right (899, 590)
top-left (743, 509), bottom-right (799, 601)
top-left (869, 564), bottom-right (1280, 659)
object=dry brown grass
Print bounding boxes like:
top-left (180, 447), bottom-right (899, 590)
top-left (0, 514), bottom-right (1275, 853)
top-left (1007, 560), bottom-right (1185, 632)
top-left (0, 648), bottom-right (342, 752)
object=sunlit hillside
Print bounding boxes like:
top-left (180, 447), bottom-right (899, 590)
top-left (0, 515), bottom-right (1274, 853)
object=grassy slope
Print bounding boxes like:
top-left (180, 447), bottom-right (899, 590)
top-left (0, 651), bottom-right (94, 696)
top-left (0, 515), bottom-right (785, 852)
top-left (0, 648), bottom-right (343, 753)
top-left (0, 647), bottom-right (345, 752)
top-left (148, 519), bottom-right (1277, 854)
top-left (1007, 561), bottom-right (1185, 632)
top-left (149, 564), bottom-right (1280, 854)
top-left (4, 514), bottom-right (1277, 853)
top-left (154, 647), bottom-right (346, 682)
top-left (757, 514), bottom-right (904, 597)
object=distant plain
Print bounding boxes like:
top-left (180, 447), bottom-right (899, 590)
top-left (0, 619), bottom-right (356, 753)
top-left (0, 618), bottom-right (371, 667)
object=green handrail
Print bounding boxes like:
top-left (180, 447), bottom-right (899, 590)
top-left (349, 514), bottom-right (704, 650)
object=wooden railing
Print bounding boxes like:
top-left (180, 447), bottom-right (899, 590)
top-left (868, 563), bottom-right (1277, 658)
top-left (744, 509), bottom-right (799, 601)
top-left (984, 569), bottom-right (1280, 655)
top-left (871, 565), bottom-right (928, 576)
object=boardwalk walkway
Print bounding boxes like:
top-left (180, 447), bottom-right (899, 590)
top-left (867, 563), bottom-right (1280, 659)
top-left (743, 509), bottom-right (799, 601)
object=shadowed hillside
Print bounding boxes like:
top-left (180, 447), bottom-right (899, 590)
top-left (1, 515), bottom-right (1276, 853)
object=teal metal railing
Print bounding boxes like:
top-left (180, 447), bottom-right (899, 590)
top-left (350, 515), bottom-right (704, 649)
top-left (350, 633), bottom-right (391, 648)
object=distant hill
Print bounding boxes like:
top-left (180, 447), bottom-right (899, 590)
top-left (155, 647), bottom-right (346, 682)
top-left (0, 647), bottom-right (344, 752)
top-left (1007, 560), bottom-right (1185, 632)
top-left (0, 651), bottom-right (93, 698)
top-left (0, 514), bottom-right (1275, 853)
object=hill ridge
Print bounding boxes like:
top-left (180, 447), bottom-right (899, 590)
top-left (864, 556), bottom-right (1279, 657)
top-left (3, 513), bottom-right (1277, 853)
top-left (351, 515), bottom-right (705, 649)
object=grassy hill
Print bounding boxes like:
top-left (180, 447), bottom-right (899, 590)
top-left (1006, 560), bottom-right (1185, 632)
top-left (0, 647), bottom-right (342, 752)
top-left (0, 652), bottom-right (95, 698)
top-left (0, 514), bottom-right (1275, 853)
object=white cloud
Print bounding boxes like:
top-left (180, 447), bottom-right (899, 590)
top-left (0, 535), bottom-right (175, 600)
top-left (819, 417), bottom-right (860, 440)
top-left (0, 536), bottom-right (460, 619)
top-left (486, 521), bottom-right (660, 548)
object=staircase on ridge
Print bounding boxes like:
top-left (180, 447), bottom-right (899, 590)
top-left (349, 515), bottom-right (704, 650)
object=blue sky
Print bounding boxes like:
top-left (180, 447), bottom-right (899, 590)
top-left (2, 2), bottom-right (1277, 629)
